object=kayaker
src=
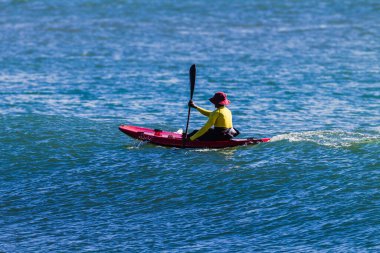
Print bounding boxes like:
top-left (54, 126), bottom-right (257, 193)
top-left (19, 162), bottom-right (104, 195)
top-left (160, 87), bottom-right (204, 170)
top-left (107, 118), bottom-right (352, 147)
top-left (187, 91), bottom-right (239, 141)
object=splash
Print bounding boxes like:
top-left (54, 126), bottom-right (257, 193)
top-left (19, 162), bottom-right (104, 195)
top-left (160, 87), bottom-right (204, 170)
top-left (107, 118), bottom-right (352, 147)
top-left (270, 130), bottom-right (380, 147)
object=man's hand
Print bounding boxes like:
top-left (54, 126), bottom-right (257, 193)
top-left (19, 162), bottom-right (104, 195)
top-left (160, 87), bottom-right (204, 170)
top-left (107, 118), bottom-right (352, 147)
top-left (182, 133), bottom-right (190, 140)
top-left (188, 100), bottom-right (197, 108)
top-left (182, 133), bottom-right (195, 141)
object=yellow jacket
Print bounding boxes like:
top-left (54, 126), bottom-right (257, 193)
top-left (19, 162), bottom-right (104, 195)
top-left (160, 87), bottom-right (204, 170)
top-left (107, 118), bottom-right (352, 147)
top-left (190, 106), bottom-right (233, 141)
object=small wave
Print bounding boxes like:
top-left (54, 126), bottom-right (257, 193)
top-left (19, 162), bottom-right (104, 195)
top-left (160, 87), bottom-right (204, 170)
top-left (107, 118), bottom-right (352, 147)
top-left (372, 126), bottom-right (380, 133)
top-left (270, 130), bottom-right (380, 147)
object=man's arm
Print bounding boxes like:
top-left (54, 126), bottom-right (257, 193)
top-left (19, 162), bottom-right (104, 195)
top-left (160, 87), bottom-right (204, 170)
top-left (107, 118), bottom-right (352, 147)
top-left (189, 111), bottom-right (219, 141)
top-left (189, 100), bottom-right (211, 117)
top-left (195, 106), bottom-right (211, 117)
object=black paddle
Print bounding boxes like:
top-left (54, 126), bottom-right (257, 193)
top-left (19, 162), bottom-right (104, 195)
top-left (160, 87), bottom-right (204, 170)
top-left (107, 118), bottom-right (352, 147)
top-left (183, 64), bottom-right (196, 148)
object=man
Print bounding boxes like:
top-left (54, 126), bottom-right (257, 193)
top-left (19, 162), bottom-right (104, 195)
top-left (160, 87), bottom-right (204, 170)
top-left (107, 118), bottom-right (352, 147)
top-left (188, 92), bottom-right (239, 141)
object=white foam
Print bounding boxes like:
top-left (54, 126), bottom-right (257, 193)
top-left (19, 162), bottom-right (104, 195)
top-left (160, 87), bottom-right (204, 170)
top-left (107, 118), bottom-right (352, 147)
top-left (270, 130), bottom-right (380, 147)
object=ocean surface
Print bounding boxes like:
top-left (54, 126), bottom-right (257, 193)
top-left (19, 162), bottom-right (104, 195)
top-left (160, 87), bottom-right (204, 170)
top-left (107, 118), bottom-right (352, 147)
top-left (1, 0), bottom-right (380, 252)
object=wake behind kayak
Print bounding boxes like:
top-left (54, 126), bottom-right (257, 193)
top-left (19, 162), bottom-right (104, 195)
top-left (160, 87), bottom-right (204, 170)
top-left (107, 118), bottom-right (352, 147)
top-left (119, 125), bottom-right (270, 149)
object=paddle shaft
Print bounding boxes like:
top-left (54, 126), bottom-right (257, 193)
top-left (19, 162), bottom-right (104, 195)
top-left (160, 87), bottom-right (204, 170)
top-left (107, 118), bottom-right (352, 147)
top-left (183, 64), bottom-right (196, 147)
top-left (184, 97), bottom-right (192, 137)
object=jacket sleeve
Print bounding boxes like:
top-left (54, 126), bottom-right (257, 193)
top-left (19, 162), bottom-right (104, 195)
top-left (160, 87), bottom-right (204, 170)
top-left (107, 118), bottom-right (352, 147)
top-left (190, 111), bottom-right (219, 141)
top-left (195, 106), bottom-right (211, 117)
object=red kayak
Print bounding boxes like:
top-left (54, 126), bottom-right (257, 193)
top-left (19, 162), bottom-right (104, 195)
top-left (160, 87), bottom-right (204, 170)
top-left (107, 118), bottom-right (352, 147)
top-left (119, 125), bottom-right (270, 149)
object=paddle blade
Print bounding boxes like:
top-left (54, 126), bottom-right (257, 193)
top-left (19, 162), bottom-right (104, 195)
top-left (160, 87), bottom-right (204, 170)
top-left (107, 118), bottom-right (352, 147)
top-left (189, 64), bottom-right (196, 99)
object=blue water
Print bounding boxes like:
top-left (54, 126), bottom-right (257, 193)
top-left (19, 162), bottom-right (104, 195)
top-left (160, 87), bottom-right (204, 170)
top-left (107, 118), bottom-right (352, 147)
top-left (1, 0), bottom-right (380, 252)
